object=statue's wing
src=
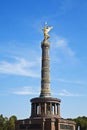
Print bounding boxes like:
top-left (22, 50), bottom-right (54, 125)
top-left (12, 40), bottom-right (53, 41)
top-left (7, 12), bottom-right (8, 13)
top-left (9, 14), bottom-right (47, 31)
top-left (47, 27), bottom-right (53, 32)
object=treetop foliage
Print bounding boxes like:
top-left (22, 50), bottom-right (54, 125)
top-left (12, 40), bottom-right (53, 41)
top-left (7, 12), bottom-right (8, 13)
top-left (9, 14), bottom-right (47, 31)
top-left (0, 114), bottom-right (17, 130)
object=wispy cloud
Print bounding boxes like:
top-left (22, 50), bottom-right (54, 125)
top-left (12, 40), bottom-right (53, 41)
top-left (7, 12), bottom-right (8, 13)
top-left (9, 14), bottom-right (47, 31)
top-left (55, 78), bottom-right (87, 86)
top-left (0, 57), bottom-right (40, 78)
top-left (59, 89), bottom-right (80, 96)
top-left (13, 86), bottom-right (40, 95)
top-left (51, 34), bottom-right (75, 56)
top-left (53, 89), bottom-right (82, 97)
top-left (13, 87), bottom-right (80, 97)
top-left (51, 33), bottom-right (78, 64)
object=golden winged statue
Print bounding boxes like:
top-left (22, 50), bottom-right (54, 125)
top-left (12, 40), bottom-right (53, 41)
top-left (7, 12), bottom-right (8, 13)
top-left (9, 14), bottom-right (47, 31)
top-left (41, 22), bottom-right (53, 40)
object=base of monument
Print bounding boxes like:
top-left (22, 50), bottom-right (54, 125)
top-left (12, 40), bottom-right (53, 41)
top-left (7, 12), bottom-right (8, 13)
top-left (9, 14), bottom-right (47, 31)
top-left (15, 117), bottom-right (75, 130)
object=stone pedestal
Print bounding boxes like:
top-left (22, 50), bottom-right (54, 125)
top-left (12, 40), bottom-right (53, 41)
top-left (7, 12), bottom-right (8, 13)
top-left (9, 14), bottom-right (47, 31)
top-left (15, 117), bottom-right (75, 130)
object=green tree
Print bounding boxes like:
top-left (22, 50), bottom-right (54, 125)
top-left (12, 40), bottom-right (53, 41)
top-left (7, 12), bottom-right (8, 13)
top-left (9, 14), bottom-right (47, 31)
top-left (0, 114), bottom-right (17, 130)
top-left (74, 116), bottom-right (87, 130)
top-left (8, 116), bottom-right (17, 130)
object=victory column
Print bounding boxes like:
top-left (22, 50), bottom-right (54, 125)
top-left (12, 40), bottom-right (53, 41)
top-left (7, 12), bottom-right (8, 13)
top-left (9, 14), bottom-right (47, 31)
top-left (40, 23), bottom-right (53, 97)
top-left (15, 23), bottom-right (76, 130)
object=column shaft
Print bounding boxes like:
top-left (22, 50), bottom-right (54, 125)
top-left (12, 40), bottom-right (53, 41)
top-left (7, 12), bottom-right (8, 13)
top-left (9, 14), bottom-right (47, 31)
top-left (40, 40), bottom-right (51, 97)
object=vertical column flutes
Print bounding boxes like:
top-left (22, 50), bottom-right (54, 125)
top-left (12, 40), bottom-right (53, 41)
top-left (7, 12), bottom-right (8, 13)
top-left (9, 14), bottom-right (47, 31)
top-left (40, 40), bottom-right (51, 97)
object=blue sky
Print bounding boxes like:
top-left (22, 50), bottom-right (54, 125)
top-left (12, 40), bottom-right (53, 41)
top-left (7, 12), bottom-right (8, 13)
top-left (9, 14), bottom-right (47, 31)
top-left (0, 0), bottom-right (87, 119)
